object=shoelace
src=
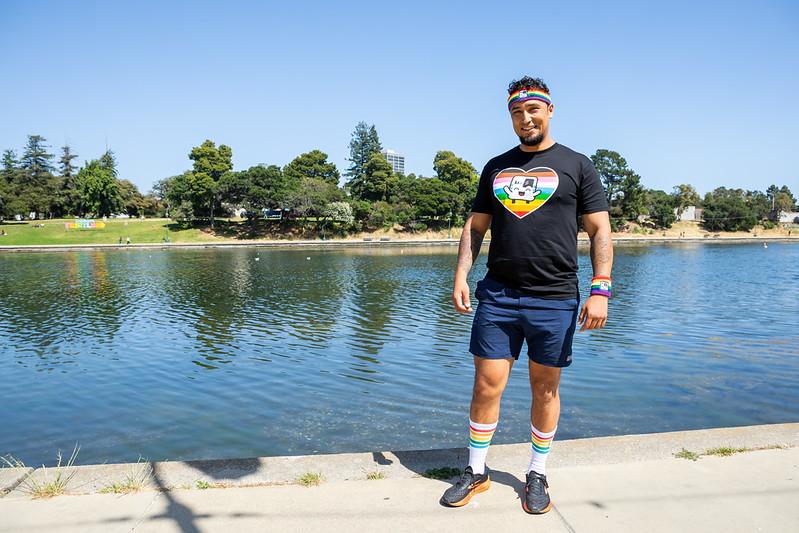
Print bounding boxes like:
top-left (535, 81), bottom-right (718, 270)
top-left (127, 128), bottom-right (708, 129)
top-left (527, 473), bottom-right (549, 490)
top-left (457, 471), bottom-right (476, 488)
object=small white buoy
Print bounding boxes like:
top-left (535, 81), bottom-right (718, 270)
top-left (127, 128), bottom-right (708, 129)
top-left (763, 242), bottom-right (768, 249)
top-left (306, 256), bottom-right (311, 260)
top-left (255, 257), bottom-right (260, 261)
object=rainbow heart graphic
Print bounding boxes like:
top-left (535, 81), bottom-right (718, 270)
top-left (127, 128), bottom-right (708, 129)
top-left (493, 167), bottom-right (559, 219)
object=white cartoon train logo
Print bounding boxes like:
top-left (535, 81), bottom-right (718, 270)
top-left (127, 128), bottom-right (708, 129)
top-left (503, 175), bottom-right (541, 203)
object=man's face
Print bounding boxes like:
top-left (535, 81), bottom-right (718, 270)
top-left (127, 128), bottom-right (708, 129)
top-left (510, 98), bottom-right (554, 147)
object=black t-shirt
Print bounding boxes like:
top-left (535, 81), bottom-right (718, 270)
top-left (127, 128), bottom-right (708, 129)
top-left (471, 143), bottom-right (608, 299)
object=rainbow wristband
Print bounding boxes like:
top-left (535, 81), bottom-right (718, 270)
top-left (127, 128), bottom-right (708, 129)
top-left (590, 277), bottom-right (612, 298)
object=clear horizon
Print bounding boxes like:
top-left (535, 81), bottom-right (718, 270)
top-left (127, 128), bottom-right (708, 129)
top-left (1, 0), bottom-right (797, 196)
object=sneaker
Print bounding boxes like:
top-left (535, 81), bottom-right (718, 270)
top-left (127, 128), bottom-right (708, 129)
top-left (523, 470), bottom-right (552, 514)
top-left (440, 466), bottom-right (491, 507)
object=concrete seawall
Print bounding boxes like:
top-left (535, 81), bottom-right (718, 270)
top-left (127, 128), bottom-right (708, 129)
top-left (3, 423), bottom-right (797, 497)
top-left (2, 423), bottom-right (797, 532)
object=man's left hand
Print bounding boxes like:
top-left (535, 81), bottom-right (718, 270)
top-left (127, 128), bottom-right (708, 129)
top-left (578, 295), bottom-right (608, 331)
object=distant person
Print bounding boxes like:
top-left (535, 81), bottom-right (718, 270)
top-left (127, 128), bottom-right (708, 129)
top-left (441, 76), bottom-right (613, 515)
top-left (118, 236), bottom-right (123, 245)
top-left (126, 236), bottom-right (131, 245)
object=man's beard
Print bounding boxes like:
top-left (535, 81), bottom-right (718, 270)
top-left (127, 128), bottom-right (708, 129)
top-left (519, 131), bottom-right (545, 147)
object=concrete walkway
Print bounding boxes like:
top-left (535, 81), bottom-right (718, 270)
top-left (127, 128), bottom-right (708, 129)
top-left (2, 424), bottom-right (798, 532)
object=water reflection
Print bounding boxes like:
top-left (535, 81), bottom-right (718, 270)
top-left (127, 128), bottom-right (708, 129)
top-left (1, 242), bottom-right (798, 466)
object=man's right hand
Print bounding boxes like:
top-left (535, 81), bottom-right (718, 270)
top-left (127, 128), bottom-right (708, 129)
top-left (453, 279), bottom-right (473, 313)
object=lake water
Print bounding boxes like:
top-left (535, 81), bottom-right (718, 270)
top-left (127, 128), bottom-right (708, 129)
top-left (2, 242), bottom-right (798, 466)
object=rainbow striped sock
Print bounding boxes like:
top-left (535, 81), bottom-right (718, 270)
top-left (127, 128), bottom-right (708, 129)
top-left (528, 424), bottom-right (557, 475)
top-left (468, 419), bottom-right (497, 475)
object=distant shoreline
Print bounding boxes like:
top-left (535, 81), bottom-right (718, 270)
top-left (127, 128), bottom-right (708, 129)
top-left (1, 235), bottom-right (797, 253)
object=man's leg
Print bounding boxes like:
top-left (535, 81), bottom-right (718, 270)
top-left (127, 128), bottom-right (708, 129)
top-left (468, 356), bottom-right (514, 474)
top-left (441, 356), bottom-right (513, 507)
top-left (528, 360), bottom-right (561, 474)
top-left (523, 360), bottom-right (561, 514)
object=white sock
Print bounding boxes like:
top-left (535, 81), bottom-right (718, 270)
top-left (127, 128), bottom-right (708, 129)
top-left (528, 423), bottom-right (557, 475)
top-left (467, 419), bottom-right (497, 475)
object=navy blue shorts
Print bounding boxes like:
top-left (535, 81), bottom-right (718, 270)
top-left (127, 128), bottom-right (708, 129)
top-left (469, 276), bottom-right (579, 367)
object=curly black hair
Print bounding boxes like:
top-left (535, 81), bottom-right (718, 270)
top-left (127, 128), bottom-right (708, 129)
top-left (507, 76), bottom-right (550, 95)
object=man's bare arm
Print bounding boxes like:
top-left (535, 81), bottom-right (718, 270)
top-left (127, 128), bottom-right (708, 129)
top-left (584, 212), bottom-right (613, 278)
top-left (453, 213), bottom-right (492, 313)
top-left (579, 211), bottom-right (613, 329)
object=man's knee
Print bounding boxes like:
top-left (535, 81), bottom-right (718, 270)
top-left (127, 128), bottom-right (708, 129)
top-left (472, 373), bottom-right (507, 402)
top-left (531, 378), bottom-right (560, 403)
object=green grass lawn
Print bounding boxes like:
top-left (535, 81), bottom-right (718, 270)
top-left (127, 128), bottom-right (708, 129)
top-left (0, 218), bottom-right (226, 246)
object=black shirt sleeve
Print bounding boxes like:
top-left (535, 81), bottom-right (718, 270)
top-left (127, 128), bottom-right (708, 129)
top-left (471, 163), bottom-right (494, 214)
top-left (578, 156), bottom-right (609, 214)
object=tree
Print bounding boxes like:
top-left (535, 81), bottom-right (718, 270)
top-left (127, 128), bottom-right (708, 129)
top-left (118, 179), bottom-right (148, 216)
top-left (591, 149), bottom-right (645, 229)
top-left (701, 188), bottom-right (757, 232)
top-left (349, 153), bottom-right (396, 202)
top-left (767, 184), bottom-right (796, 216)
top-left (2, 149), bottom-right (18, 174)
top-left (746, 190), bottom-right (771, 220)
top-left (99, 149), bottom-right (118, 178)
top-left (59, 145), bottom-right (78, 179)
top-left (284, 150), bottom-right (340, 186)
top-left (238, 164), bottom-right (296, 209)
top-left (671, 184), bottom-right (700, 215)
top-left (188, 140), bottom-right (233, 227)
top-left (433, 150), bottom-right (479, 219)
top-left (285, 176), bottom-right (343, 220)
top-left (20, 135), bottom-right (54, 180)
top-left (321, 201), bottom-right (354, 224)
top-left (18, 136), bottom-right (58, 217)
top-left (58, 145), bottom-right (81, 216)
top-left (77, 160), bottom-right (123, 216)
top-left (345, 122), bottom-right (382, 182)
top-left (645, 189), bottom-right (677, 228)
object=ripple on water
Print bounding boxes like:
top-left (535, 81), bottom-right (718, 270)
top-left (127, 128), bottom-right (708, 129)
top-left (2, 243), bottom-right (798, 465)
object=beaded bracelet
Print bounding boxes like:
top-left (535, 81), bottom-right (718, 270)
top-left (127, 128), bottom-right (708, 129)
top-left (590, 276), bottom-right (612, 298)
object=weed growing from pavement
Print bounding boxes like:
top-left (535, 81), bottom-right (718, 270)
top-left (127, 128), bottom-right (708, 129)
top-left (297, 472), bottom-right (323, 487)
top-left (98, 458), bottom-right (153, 494)
top-left (676, 444), bottom-right (788, 461)
top-left (195, 480), bottom-right (210, 489)
top-left (366, 471), bottom-right (385, 480)
top-left (674, 448), bottom-right (700, 461)
top-left (2, 445), bottom-right (81, 498)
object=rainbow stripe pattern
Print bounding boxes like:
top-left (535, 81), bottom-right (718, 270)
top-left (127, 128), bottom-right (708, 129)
top-left (531, 427), bottom-right (554, 455)
top-left (493, 167), bottom-right (559, 219)
top-left (507, 89), bottom-right (551, 110)
top-left (590, 276), bottom-right (612, 297)
top-left (469, 422), bottom-right (496, 449)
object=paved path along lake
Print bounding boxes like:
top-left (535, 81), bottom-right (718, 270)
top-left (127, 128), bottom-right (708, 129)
top-left (2, 242), bottom-right (798, 466)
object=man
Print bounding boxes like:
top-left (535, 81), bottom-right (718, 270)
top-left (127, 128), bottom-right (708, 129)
top-left (440, 76), bottom-right (613, 514)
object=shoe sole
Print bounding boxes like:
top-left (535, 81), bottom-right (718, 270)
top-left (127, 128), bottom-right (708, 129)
top-left (441, 478), bottom-right (491, 507)
top-left (522, 499), bottom-right (552, 515)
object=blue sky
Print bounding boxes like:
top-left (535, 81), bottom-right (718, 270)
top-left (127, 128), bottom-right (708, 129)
top-left (1, 0), bottom-right (797, 195)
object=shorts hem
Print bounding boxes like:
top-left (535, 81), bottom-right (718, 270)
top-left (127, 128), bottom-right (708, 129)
top-left (470, 351), bottom-right (519, 360)
top-left (527, 353), bottom-right (573, 368)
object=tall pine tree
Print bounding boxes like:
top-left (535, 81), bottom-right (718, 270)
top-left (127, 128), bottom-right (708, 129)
top-left (21, 135), bottom-right (55, 182)
top-left (59, 145), bottom-right (82, 216)
top-left (345, 122), bottom-right (382, 182)
top-left (99, 149), bottom-right (118, 178)
top-left (59, 145), bottom-right (78, 178)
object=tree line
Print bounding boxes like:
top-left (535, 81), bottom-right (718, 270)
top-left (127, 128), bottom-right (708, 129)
top-left (0, 135), bottom-right (158, 220)
top-left (590, 149), bottom-right (796, 232)
top-left (2, 128), bottom-right (796, 234)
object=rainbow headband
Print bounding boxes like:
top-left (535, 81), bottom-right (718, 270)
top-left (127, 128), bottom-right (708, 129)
top-left (507, 89), bottom-right (552, 110)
